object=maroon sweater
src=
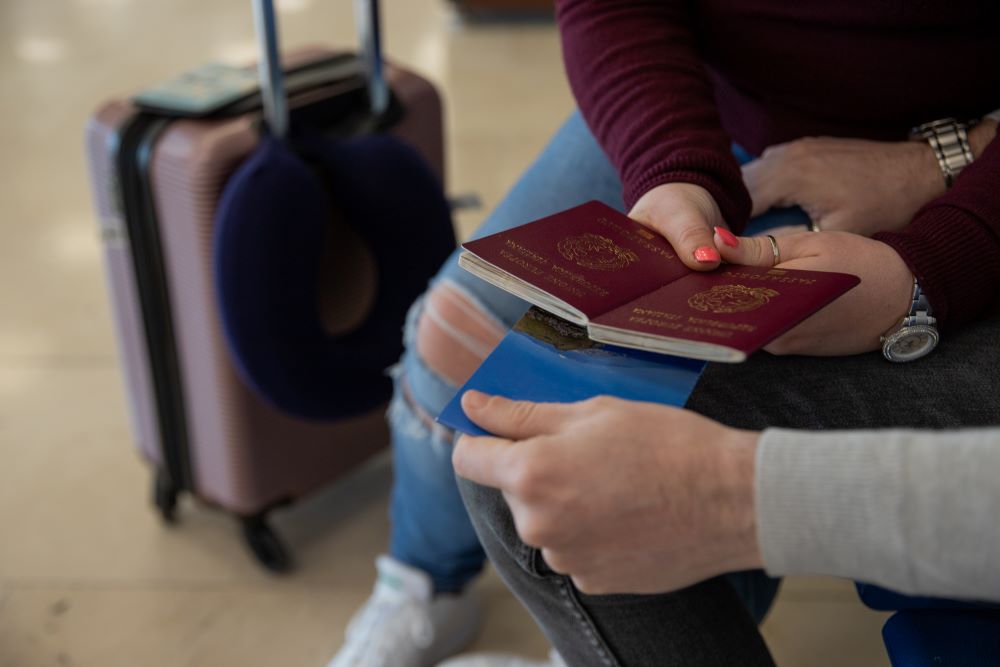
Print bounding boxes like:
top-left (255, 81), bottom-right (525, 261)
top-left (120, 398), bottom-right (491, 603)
top-left (556, 0), bottom-right (1000, 330)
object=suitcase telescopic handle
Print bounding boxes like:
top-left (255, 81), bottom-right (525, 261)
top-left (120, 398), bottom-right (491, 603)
top-left (252, 0), bottom-right (289, 138)
top-left (353, 0), bottom-right (390, 117)
top-left (251, 0), bottom-right (390, 140)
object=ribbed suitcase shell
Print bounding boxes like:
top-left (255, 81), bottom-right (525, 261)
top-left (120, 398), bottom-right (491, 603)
top-left (85, 52), bottom-right (444, 517)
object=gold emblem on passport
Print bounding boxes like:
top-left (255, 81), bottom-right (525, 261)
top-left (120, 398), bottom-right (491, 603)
top-left (687, 284), bottom-right (780, 314)
top-left (557, 233), bottom-right (639, 271)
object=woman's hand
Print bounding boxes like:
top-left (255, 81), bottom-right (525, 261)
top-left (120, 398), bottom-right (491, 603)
top-left (715, 229), bottom-right (914, 356)
top-left (629, 182), bottom-right (726, 270)
top-left (453, 391), bottom-right (762, 595)
top-left (741, 136), bottom-right (945, 236)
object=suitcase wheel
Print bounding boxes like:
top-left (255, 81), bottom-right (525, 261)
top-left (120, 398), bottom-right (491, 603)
top-left (153, 468), bottom-right (180, 524)
top-left (240, 514), bottom-right (293, 573)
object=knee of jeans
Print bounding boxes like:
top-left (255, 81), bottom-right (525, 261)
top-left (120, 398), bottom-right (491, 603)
top-left (457, 476), bottom-right (547, 579)
top-left (409, 278), bottom-right (507, 389)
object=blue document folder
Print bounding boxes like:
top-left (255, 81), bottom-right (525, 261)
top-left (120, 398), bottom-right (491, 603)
top-left (437, 308), bottom-right (706, 436)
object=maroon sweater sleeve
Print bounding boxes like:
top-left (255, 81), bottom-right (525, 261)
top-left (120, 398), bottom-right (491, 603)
top-left (874, 131), bottom-right (1000, 331)
top-left (556, 0), bottom-right (751, 231)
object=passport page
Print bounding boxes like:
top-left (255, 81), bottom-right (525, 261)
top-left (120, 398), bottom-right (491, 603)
top-left (590, 265), bottom-right (860, 362)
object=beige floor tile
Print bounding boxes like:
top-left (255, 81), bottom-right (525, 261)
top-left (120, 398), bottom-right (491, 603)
top-left (0, 181), bottom-right (116, 362)
top-left (762, 596), bottom-right (891, 667)
top-left (0, 570), bottom-right (547, 667)
top-left (0, 363), bottom-right (385, 584)
top-left (0, 581), bottom-right (891, 667)
top-left (779, 576), bottom-right (864, 601)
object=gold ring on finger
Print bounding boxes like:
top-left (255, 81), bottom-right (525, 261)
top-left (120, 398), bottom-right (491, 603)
top-left (766, 234), bottom-right (781, 266)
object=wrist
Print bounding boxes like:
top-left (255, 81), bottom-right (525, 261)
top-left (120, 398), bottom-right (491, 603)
top-left (913, 118), bottom-right (989, 189)
top-left (970, 118), bottom-right (999, 158)
top-left (713, 428), bottom-right (764, 572)
top-left (903, 139), bottom-right (947, 206)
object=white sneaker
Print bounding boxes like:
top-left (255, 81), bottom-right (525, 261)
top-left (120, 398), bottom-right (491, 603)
top-left (326, 555), bottom-right (483, 667)
top-left (436, 649), bottom-right (567, 667)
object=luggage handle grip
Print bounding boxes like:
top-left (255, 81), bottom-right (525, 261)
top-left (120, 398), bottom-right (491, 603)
top-left (251, 0), bottom-right (389, 139)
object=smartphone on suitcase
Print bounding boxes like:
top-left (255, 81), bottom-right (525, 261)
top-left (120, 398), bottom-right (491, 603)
top-left (85, 0), bottom-right (451, 571)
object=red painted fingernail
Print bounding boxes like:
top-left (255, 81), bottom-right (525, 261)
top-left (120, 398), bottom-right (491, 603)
top-left (694, 246), bottom-right (721, 263)
top-left (714, 226), bottom-right (739, 248)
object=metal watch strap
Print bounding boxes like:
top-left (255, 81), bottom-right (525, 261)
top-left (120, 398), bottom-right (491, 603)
top-left (904, 278), bottom-right (935, 328)
top-left (913, 118), bottom-right (975, 187)
top-left (880, 277), bottom-right (938, 362)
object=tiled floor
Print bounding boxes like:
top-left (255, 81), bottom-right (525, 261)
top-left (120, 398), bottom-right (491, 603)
top-left (0, 0), bottom-right (890, 665)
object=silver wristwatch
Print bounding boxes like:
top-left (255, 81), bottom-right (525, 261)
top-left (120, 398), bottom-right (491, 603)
top-left (911, 118), bottom-right (976, 187)
top-left (881, 278), bottom-right (938, 362)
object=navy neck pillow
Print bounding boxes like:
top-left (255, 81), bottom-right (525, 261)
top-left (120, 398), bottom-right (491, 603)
top-left (214, 130), bottom-right (455, 420)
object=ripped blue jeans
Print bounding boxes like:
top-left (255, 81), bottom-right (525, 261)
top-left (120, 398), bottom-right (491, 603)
top-left (388, 110), bottom-right (791, 619)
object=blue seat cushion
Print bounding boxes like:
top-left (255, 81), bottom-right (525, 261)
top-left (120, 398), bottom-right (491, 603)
top-left (883, 610), bottom-right (1000, 667)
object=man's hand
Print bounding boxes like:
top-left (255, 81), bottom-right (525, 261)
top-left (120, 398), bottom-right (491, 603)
top-left (453, 392), bottom-right (763, 595)
top-left (741, 136), bottom-right (945, 235)
top-left (715, 229), bottom-right (914, 356)
top-left (629, 182), bottom-right (726, 270)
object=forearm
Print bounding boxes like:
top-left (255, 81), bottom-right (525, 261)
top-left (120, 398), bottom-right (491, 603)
top-left (755, 428), bottom-right (1000, 602)
top-left (873, 126), bottom-right (1000, 329)
top-left (555, 0), bottom-right (750, 229)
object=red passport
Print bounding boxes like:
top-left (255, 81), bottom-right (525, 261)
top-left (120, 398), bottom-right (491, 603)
top-left (460, 201), bottom-right (860, 362)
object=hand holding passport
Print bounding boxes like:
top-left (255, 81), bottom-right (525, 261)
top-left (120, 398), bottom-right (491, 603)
top-left (459, 201), bottom-right (859, 363)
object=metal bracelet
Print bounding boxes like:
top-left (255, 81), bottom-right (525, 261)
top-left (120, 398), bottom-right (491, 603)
top-left (915, 119), bottom-right (975, 188)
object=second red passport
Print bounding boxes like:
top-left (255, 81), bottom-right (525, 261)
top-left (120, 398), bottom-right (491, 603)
top-left (459, 201), bottom-right (860, 362)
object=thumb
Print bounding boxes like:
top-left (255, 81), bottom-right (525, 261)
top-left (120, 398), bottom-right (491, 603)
top-left (714, 228), bottom-right (808, 267)
top-left (667, 217), bottom-right (723, 271)
top-left (461, 391), bottom-right (572, 440)
top-left (629, 183), bottom-right (724, 271)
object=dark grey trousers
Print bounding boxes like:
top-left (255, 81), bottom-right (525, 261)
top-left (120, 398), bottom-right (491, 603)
top-left (458, 315), bottom-right (1000, 666)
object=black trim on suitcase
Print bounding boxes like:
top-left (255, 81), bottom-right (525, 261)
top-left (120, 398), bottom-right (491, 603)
top-left (116, 114), bottom-right (195, 493)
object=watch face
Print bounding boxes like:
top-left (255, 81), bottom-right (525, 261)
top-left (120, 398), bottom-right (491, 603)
top-left (886, 326), bottom-right (939, 362)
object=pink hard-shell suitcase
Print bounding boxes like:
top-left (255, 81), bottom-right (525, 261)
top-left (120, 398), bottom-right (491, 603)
top-left (84, 0), bottom-right (448, 571)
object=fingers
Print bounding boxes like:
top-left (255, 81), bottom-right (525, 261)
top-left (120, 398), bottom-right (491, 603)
top-left (628, 183), bottom-right (723, 271)
top-left (452, 434), bottom-right (518, 488)
top-left (765, 224), bottom-right (811, 238)
top-left (741, 149), bottom-right (796, 217)
top-left (741, 159), bottom-right (776, 218)
top-left (714, 228), bottom-right (811, 267)
top-left (461, 391), bottom-right (572, 440)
